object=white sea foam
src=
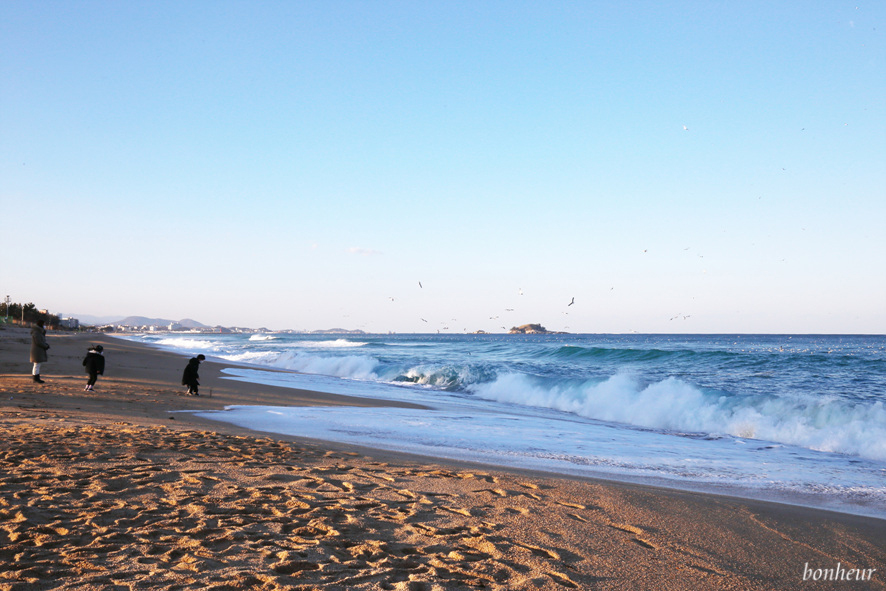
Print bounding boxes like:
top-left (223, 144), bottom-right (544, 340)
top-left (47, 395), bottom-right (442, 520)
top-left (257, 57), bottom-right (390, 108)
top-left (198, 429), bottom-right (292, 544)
top-left (248, 334), bottom-right (278, 341)
top-left (194, 399), bottom-right (886, 519)
top-left (121, 332), bottom-right (886, 517)
top-left (222, 351), bottom-right (281, 365)
top-left (153, 338), bottom-right (221, 351)
top-left (266, 350), bottom-right (379, 380)
top-left (469, 373), bottom-right (886, 461)
top-left (292, 339), bottom-right (368, 348)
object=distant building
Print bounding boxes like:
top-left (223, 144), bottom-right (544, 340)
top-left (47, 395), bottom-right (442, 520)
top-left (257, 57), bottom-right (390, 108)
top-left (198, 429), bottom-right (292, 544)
top-left (59, 317), bottom-right (79, 329)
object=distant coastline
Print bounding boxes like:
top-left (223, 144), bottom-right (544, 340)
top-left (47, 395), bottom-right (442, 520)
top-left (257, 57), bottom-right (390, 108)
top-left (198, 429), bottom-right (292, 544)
top-left (66, 314), bottom-right (569, 336)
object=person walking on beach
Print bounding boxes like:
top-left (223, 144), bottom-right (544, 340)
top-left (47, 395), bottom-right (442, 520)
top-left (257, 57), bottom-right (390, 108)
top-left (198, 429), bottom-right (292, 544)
top-left (29, 319), bottom-right (50, 383)
top-left (182, 354), bottom-right (205, 396)
top-left (82, 345), bottom-right (105, 391)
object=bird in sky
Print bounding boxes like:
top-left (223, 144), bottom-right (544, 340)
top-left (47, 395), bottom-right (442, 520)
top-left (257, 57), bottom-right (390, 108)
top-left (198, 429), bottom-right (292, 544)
top-left (418, 281), bottom-right (422, 288)
top-left (568, 297), bottom-right (574, 307)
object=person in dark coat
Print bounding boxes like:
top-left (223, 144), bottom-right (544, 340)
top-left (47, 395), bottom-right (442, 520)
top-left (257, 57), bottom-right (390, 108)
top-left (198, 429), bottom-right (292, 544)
top-left (82, 345), bottom-right (105, 391)
top-left (29, 320), bottom-right (50, 383)
top-left (181, 354), bottom-right (205, 396)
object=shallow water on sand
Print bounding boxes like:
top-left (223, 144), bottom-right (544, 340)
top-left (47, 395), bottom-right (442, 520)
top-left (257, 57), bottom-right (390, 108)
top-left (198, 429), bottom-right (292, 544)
top-left (123, 333), bottom-right (886, 517)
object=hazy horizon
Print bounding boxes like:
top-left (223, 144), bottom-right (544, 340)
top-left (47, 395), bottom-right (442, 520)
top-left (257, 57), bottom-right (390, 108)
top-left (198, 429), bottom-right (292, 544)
top-left (53, 312), bottom-right (886, 336)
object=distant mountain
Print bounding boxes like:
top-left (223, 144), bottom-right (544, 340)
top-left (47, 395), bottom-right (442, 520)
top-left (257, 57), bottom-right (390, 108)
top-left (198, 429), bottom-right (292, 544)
top-left (115, 316), bottom-right (207, 328)
top-left (72, 314), bottom-right (125, 326)
top-left (74, 315), bottom-right (208, 328)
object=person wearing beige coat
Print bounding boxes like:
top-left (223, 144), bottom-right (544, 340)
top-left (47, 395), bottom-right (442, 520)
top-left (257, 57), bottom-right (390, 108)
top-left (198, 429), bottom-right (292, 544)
top-left (30, 319), bottom-right (49, 383)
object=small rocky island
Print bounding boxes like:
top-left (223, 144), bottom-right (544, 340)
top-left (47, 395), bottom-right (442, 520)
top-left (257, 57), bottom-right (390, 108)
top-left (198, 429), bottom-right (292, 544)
top-left (508, 323), bottom-right (566, 334)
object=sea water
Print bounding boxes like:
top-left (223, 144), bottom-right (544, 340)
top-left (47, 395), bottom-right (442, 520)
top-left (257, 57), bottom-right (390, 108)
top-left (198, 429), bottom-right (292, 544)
top-left (119, 333), bottom-right (886, 518)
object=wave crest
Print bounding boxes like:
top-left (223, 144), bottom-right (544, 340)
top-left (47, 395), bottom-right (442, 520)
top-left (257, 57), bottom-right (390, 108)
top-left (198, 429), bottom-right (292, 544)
top-left (292, 339), bottom-right (368, 348)
top-left (154, 338), bottom-right (220, 350)
top-left (267, 350), bottom-right (379, 380)
top-left (470, 373), bottom-right (886, 461)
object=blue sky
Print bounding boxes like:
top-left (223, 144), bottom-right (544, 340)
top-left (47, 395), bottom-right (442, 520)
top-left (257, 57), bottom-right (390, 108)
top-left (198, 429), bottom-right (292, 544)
top-left (2, 1), bottom-right (884, 333)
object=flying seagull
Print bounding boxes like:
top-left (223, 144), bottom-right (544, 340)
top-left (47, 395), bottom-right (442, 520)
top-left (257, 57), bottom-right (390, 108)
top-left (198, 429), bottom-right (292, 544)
top-left (568, 297), bottom-right (574, 307)
top-left (418, 281), bottom-right (422, 288)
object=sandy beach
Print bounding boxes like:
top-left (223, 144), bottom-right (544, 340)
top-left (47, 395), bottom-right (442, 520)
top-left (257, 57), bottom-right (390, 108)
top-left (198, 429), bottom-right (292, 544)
top-left (1, 326), bottom-right (883, 590)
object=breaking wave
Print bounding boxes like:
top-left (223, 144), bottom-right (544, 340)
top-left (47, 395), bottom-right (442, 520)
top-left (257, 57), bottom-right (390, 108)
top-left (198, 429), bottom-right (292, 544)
top-left (291, 339), bottom-right (368, 348)
top-left (248, 334), bottom-right (278, 341)
top-left (469, 372), bottom-right (886, 461)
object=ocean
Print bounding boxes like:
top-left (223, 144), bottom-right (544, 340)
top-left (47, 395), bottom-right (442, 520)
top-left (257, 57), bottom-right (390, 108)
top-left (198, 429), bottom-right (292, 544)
top-left (119, 332), bottom-right (886, 519)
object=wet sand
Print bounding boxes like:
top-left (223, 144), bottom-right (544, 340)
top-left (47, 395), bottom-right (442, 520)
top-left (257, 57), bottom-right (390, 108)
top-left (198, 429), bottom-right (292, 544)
top-left (1, 326), bottom-right (883, 590)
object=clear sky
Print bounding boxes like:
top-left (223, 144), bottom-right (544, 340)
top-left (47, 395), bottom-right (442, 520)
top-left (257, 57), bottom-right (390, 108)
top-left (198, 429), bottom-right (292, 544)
top-left (2, 1), bottom-right (884, 333)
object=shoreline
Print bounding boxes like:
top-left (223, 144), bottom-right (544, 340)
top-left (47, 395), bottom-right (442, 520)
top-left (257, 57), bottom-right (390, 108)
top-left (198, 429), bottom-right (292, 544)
top-left (1, 326), bottom-right (884, 589)
top-left (118, 331), bottom-right (886, 522)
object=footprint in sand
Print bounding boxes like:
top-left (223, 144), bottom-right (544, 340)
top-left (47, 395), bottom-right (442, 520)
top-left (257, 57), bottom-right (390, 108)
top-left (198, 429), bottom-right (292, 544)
top-left (439, 506), bottom-right (472, 517)
top-left (460, 535), bottom-right (500, 557)
top-left (547, 570), bottom-right (580, 588)
top-left (609, 523), bottom-right (659, 550)
top-left (477, 488), bottom-right (508, 497)
top-left (555, 501), bottom-right (585, 509)
top-left (515, 541), bottom-right (561, 560)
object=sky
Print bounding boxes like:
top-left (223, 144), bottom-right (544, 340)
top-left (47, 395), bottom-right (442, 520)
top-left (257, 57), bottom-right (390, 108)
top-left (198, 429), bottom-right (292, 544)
top-left (2, 1), bottom-right (884, 334)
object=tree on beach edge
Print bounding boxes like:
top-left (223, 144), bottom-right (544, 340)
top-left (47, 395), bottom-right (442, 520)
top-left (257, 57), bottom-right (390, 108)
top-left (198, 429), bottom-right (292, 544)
top-left (0, 301), bottom-right (61, 329)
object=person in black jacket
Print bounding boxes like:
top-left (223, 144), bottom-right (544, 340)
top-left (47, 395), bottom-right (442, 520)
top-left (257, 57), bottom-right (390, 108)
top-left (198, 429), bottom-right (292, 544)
top-left (181, 354), bottom-right (205, 396)
top-left (82, 345), bottom-right (105, 391)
